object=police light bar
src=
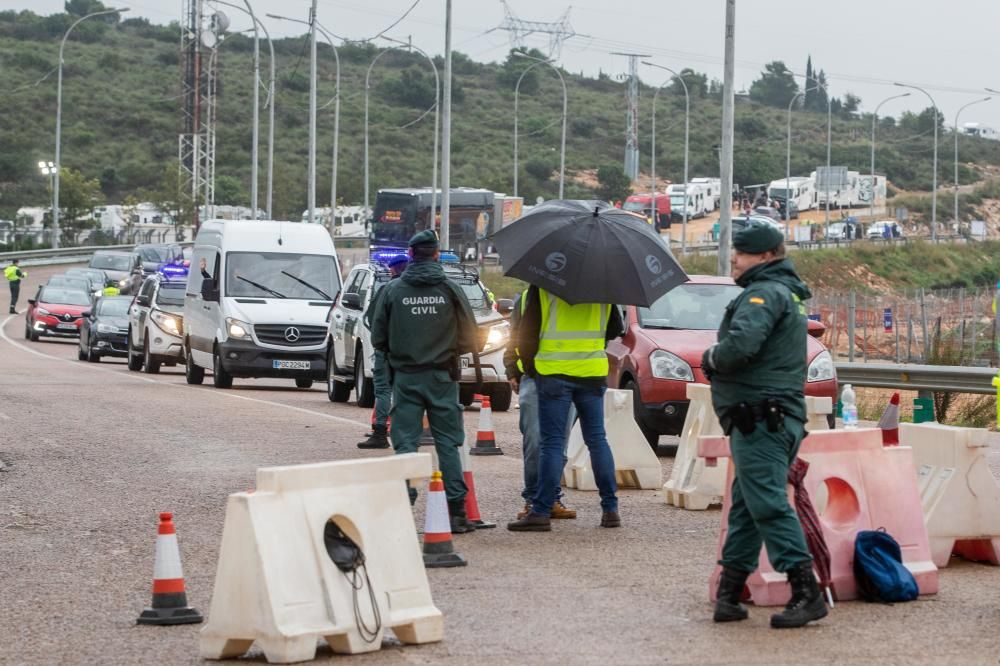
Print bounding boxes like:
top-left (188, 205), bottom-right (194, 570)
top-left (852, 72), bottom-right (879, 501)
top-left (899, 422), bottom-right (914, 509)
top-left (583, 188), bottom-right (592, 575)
top-left (439, 252), bottom-right (460, 263)
top-left (158, 263), bottom-right (189, 282)
top-left (371, 249), bottom-right (409, 265)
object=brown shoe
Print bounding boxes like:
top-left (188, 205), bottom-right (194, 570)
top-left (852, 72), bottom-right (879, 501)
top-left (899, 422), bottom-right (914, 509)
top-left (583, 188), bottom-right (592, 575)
top-left (507, 513), bottom-right (552, 532)
top-left (600, 511), bottom-right (621, 528)
top-left (551, 500), bottom-right (577, 519)
top-left (516, 503), bottom-right (531, 520)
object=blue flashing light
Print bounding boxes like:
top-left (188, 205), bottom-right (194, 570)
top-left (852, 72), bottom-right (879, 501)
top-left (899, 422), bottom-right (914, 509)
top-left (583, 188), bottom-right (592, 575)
top-left (371, 249), bottom-right (409, 265)
top-left (159, 263), bottom-right (189, 282)
top-left (439, 252), bottom-right (460, 263)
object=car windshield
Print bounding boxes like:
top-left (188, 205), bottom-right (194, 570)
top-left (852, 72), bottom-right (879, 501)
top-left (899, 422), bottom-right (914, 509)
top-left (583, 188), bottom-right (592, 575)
top-left (98, 299), bottom-right (130, 316)
top-left (40, 287), bottom-right (91, 306)
top-left (622, 201), bottom-right (645, 212)
top-left (156, 284), bottom-right (186, 306)
top-left (90, 254), bottom-right (130, 271)
top-left (638, 283), bottom-right (742, 330)
top-left (138, 247), bottom-right (168, 262)
top-left (48, 277), bottom-right (88, 289)
top-left (225, 252), bottom-right (340, 300)
top-left (458, 281), bottom-right (489, 310)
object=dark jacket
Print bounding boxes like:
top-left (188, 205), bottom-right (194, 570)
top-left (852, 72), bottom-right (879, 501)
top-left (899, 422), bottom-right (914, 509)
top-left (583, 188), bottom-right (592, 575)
top-left (502, 291), bottom-right (526, 381)
top-left (709, 258), bottom-right (810, 422)
top-left (370, 259), bottom-right (480, 373)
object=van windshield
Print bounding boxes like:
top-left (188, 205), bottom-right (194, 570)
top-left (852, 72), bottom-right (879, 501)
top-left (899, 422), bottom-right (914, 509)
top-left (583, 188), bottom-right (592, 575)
top-left (225, 252), bottom-right (340, 300)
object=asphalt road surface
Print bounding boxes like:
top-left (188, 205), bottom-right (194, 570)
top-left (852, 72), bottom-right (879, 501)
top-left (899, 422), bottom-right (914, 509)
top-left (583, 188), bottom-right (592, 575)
top-left (3, 263), bottom-right (1000, 665)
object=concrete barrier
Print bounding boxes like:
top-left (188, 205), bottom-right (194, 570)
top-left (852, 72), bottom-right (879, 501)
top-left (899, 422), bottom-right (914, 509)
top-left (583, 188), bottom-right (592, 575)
top-left (902, 422), bottom-right (1000, 566)
top-left (562, 389), bottom-right (661, 490)
top-left (200, 453), bottom-right (443, 663)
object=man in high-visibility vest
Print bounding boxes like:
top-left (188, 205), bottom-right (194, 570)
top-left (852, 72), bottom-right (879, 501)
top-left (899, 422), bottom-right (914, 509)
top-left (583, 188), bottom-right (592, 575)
top-left (507, 286), bottom-right (624, 532)
top-left (4, 259), bottom-right (26, 314)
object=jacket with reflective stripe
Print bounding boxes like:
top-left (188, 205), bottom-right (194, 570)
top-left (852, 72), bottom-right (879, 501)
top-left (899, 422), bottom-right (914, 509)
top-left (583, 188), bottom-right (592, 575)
top-left (535, 289), bottom-right (610, 378)
top-left (4, 265), bottom-right (24, 282)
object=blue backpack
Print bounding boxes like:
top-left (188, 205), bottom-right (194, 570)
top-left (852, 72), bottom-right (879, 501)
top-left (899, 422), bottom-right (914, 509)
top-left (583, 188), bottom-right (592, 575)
top-left (853, 529), bottom-right (919, 603)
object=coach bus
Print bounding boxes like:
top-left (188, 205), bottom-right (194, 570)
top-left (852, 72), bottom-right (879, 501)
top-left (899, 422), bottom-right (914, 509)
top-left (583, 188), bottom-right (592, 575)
top-left (369, 187), bottom-right (495, 260)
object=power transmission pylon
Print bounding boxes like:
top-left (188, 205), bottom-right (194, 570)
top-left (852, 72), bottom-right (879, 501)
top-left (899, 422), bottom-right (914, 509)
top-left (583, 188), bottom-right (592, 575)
top-left (612, 52), bottom-right (650, 182)
top-left (493, 1), bottom-right (577, 60)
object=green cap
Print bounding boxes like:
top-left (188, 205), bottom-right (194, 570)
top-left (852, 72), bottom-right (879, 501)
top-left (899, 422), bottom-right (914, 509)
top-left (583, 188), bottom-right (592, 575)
top-left (408, 229), bottom-right (439, 248)
top-left (733, 224), bottom-right (783, 254)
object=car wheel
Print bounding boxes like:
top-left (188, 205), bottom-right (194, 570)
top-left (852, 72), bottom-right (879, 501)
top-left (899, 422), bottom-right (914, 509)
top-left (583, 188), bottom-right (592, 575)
top-left (143, 339), bottom-right (160, 374)
top-left (624, 380), bottom-right (660, 449)
top-left (354, 348), bottom-right (375, 408)
top-left (327, 347), bottom-right (351, 402)
top-left (77, 344), bottom-right (87, 361)
top-left (126, 330), bottom-right (143, 371)
top-left (86, 344), bottom-right (101, 363)
top-left (212, 346), bottom-right (233, 389)
top-left (24, 321), bottom-right (31, 340)
top-left (185, 345), bottom-right (205, 385)
top-left (490, 382), bottom-right (513, 412)
top-left (295, 378), bottom-right (313, 389)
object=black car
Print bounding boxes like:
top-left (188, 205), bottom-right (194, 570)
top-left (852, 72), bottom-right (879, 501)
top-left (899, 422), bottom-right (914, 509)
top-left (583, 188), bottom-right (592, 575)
top-left (78, 296), bottom-right (132, 363)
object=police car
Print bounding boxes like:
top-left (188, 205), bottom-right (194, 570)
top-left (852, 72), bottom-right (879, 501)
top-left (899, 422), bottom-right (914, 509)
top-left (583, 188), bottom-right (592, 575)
top-left (326, 252), bottom-right (513, 411)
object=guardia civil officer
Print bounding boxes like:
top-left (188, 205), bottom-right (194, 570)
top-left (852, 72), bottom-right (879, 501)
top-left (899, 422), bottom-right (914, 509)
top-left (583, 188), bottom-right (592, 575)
top-left (370, 230), bottom-right (481, 533)
top-left (701, 222), bottom-right (828, 629)
top-left (5, 259), bottom-right (26, 314)
top-left (358, 253), bottom-right (409, 449)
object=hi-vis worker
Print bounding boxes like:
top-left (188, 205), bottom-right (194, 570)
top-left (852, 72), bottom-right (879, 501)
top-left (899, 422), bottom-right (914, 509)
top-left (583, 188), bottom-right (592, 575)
top-left (5, 259), bottom-right (26, 314)
top-left (370, 229), bottom-right (482, 534)
top-left (506, 286), bottom-right (624, 532)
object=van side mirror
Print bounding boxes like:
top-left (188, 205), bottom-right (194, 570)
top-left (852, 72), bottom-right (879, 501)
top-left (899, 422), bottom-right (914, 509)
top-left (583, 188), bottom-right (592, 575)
top-left (342, 293), bottom-right (362, 310)
top-left (201, 278), bottom-right (219, 302)
top-left (496, 298), bottom-right (515, 317)
top-left (137, 295), bottom-right (151, 307)
top-left (27, 298), bottom-right (36, 306)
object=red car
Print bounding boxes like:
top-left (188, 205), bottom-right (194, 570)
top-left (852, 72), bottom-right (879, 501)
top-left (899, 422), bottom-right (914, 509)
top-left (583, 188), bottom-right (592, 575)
top-left (24, 285), bottom-right (93, 341)
top-left (606, 275), bottom-right (838, 446)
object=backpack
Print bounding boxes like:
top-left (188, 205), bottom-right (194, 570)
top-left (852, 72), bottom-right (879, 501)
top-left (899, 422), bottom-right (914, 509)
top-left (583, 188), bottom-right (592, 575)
top-left (853, 529), bottom-right (919, 603)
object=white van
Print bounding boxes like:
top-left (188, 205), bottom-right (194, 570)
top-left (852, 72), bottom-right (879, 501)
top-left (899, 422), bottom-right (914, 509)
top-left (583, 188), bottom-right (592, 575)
top-left (183, 219), bottom-right (342, 389)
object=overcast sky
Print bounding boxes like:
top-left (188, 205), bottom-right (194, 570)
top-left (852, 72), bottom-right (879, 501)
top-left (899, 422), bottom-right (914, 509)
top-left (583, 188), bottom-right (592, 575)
top-left (9, 0), bottom-right (1000, 127)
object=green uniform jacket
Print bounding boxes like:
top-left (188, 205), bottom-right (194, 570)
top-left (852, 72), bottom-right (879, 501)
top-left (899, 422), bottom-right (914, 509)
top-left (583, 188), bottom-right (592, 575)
top-left (370, 260), bottom-right (480, 373)
top-left (710, 258), bottom-right (811, 423)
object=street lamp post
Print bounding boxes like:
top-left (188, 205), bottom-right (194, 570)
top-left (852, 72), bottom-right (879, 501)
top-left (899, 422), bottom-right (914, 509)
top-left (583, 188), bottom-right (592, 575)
top-left (870, 92), bottom-right (910, 224)
top-left (953, 96), bottom-right (991, 228)
top-left (53, 7), bottom-right (129, 249)
top-left (643, 62), bottom-right (689, 253)
top-left (513, 51), bottom-right (567, 199)
top-left (894, 82), bottom-right (940, 241)
top-left (784, 90), bottom-right (807, 237)
top-left (39, 161), bottom-right (56, 243)
top-left (513, 61), bottom-right (544, 199)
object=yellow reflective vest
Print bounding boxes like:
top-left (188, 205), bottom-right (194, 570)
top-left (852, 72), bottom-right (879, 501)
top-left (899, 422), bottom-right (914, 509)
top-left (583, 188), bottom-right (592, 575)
top-left (534, 289), bottom-right (610, 378)
top-left (4, 265), bottom-right (24, 282)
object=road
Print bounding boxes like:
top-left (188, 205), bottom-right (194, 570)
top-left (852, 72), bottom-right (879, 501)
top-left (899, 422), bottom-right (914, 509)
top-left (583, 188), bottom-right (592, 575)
top-left (3, 263), bottom-right (1000, 665)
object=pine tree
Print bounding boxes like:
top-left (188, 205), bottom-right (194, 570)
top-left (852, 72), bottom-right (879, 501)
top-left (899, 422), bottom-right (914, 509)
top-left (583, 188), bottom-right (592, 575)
top-left (816, 70), bottom-right (830, 112)
top-left (804, 56), bottom-right (816, 111)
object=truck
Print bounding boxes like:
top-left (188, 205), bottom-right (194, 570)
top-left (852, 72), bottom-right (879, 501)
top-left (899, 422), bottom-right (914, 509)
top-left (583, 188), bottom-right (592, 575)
top-left (667, 183), bottom-right (712, 220)
top-left (690, 177), bottom-right (722, 210)
top-left (767, 177), bottom-right (816, 214)
top-left (623, 193), bottom-right (671, 228)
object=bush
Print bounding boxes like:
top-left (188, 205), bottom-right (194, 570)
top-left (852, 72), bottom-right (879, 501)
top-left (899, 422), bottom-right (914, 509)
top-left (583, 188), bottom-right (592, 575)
top-left (524, 156), bottom-right (555, 181)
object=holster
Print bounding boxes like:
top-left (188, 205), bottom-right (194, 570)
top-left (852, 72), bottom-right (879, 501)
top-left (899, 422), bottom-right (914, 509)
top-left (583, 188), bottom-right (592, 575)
top-left (721, 399), bottom-right (785, 436)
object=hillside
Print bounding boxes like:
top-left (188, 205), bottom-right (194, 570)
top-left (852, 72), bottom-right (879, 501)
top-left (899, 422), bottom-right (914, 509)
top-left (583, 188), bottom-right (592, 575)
top-left (4, 8), bottom-right (1000, 223)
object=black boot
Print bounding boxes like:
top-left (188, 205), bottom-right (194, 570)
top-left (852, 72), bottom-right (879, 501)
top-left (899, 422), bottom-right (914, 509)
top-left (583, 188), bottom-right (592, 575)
top-left (448, 500), bottom-right (475, 534)
top-left (713, 567), bottom-right (750, 622)
top-left (770, 562), bottom-right (828, 629)
top-left (357, 424), bottom-right (389, 449)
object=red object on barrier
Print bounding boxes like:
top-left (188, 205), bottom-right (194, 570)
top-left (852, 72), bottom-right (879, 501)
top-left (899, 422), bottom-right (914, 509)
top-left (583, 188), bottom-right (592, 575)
top-left (878, 392), bottom-right (900, 446)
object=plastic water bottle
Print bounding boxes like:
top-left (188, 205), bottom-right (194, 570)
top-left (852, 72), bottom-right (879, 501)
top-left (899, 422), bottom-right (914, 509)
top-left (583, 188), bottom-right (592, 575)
top-left (841, 384), bottom-right (858, 429)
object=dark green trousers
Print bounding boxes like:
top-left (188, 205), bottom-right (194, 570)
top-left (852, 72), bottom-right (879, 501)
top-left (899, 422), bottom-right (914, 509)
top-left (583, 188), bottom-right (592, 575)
top-left (390, 368), bottom-right (467, 503)
top-left (720, 416), bottom-right (812, 574)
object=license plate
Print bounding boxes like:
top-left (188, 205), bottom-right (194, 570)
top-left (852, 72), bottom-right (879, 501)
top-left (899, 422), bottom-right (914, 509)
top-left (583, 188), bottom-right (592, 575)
top-left (461, 357), bottom-right (470, 369)
top-left (56, 323), bottom-right (77, 330)
top-left (273, 360), bottom-right (310, 370)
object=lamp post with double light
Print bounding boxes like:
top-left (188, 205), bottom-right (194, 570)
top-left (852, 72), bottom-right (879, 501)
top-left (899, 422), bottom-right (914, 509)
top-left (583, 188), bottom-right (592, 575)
top-left (513, 51), bottom-right (567, 199)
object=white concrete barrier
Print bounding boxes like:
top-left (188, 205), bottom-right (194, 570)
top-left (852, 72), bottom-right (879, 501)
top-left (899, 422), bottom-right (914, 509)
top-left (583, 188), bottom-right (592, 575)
top-left (663, 384), bottom-right (832, 510)
top-left (902, 422), bottom-right (1000, 567)
top-left (200, 453), bottom-right (443, 664)
top-left (562, 389), bottom-right (662, 490)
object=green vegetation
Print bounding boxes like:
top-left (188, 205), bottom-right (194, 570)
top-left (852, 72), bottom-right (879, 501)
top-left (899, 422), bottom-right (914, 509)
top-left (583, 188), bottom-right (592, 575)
top-left (4, 7), bottom-right (1000, 226)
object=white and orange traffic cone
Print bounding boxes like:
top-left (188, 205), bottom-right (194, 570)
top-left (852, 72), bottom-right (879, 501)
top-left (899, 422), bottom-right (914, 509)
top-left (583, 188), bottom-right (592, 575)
top-left (469, 394), bottom-right (503, 456)
top-left (422, 471), bottom-right (468, 568)
top-left (137, 512), bottom-right (203, 625)
top-left (878, 392), bottom-right (901, 446)
top-left (461, 438), bottom-right (496, 529)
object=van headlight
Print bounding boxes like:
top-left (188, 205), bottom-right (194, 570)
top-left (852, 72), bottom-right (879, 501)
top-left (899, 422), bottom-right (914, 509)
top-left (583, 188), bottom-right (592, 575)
top-left (482, 321), bottom-right (510, 353)
top-left (151, 310), bottom-right (183, 336)
top-left (807, 350), bottom-right (835, 382)
top-left (226, 317), bottom-right (252, 340)
top-left (650, 349), bottom-right (694, 381)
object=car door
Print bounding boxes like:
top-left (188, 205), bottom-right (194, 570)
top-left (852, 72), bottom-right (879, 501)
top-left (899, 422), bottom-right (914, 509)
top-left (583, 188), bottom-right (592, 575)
top-left (332, 269), bottom-right (363, 370)
top-left (345, 271), bottom-right (372, 367)
top-left (186, 248), bottom-right (220, 365)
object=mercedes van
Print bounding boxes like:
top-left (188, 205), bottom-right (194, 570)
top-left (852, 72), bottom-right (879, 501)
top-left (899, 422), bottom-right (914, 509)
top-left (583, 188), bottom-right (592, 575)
top-left (183, 219), bottom-right (341, 389)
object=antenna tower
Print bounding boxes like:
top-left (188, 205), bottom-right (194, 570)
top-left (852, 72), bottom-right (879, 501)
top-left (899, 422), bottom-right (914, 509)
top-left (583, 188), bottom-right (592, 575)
top-left (612, 51), bottom-right (650, 181)
top-left (494, 1), bottom-right (576, 60)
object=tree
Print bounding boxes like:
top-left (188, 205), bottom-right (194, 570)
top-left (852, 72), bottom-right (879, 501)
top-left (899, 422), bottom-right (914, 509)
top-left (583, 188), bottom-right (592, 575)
top-left (671, 68), bottom-right (708, 98)
top-left (496, 48), bottom-right (546, 95)
top-left (804, 56), bottom-right (816, 111)
top-left (56, 167), bottom-right (102, 244)
top-left (65, 0), bottom-right (120, 24)
top-left (595, 164), bottom-right (632, 202)
top-left (214, 175), bottom-right (247, 206)
top-left (815, 70), bottom-right (829, 112)
top-left (842, 92), bottom-right (861, 118)
top-left (748, 61), bottom-right (798, 109)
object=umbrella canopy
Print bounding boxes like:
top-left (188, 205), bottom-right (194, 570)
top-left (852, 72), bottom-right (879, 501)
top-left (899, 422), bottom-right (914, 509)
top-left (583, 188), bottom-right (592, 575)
top-left (788, 457), bottom-right (833, 600)
top-left (491, 199), bottom-right (687, 306)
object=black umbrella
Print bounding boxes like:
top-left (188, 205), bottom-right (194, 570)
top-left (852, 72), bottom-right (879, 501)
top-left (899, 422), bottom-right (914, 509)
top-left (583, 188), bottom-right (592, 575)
top-left (491, 199), bottom-right (687, 306)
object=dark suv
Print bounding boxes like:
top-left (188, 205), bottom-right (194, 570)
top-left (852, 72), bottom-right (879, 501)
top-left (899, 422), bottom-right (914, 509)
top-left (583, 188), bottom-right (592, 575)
top-left (88, 250), bottom-right (143, 295)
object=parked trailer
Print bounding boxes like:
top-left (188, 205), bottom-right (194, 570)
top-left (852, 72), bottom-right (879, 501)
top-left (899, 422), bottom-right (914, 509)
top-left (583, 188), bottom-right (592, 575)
top-left (667, 183), bottom-right (712, 219)
top-left (690, 177), bottom-right (722, 210)
top-left (767, 177), bottom-right (816, 212)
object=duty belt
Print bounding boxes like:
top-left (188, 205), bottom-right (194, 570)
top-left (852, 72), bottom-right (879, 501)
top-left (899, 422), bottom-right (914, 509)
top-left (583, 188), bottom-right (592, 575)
top-left (720, 399), bottom-right (786, 436)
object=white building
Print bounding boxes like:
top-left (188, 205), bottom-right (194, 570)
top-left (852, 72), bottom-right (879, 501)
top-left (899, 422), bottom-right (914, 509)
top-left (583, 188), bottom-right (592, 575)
top-left (962, 122), bottom-right (1000, 141)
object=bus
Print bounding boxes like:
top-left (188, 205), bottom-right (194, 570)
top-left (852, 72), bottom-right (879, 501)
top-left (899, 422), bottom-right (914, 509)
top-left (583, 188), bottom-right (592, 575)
top-left (370, 187), bottom-right (495, 260)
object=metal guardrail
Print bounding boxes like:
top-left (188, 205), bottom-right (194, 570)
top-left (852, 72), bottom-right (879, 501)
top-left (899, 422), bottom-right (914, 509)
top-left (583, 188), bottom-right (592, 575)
top-left (835, 362), bottom-right (998, 395)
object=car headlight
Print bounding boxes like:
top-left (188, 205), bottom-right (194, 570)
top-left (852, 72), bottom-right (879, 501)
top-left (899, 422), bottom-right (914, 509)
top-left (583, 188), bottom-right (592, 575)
top-left (482, 321), bottom-right (511, 353)
top-left (649, 349), bottom-right (694, 381)
top-left (226, 317), bottom-right (252, 340)
top-left (37, 307), bottom-right (50, 315)
top-left (807, 350), bottom-right (835, 382)
top-left (97, 323), bottom-right (119, 333)
top-left (151, 310), bottom-right (182, 336)
top-left (118, 278), bottom-right (128, 287)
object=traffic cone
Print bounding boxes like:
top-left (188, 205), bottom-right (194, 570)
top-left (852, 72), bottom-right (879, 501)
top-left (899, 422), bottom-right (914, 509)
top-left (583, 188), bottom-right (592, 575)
top-left (422, 471), bottom-right (467, 568)
top-left (878, 392), bottom-right (901, 446)
top-left (469, 395), bottom-right (503, 456)
top-left (461, 438), bottom-right (496, 529)
top-left (137, 512), bottom-right (203, 625)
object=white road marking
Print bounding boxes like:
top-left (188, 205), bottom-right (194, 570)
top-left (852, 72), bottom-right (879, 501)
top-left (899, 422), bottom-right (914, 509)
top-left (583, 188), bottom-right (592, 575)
top-left (0, 315), bottom-right (369, 429)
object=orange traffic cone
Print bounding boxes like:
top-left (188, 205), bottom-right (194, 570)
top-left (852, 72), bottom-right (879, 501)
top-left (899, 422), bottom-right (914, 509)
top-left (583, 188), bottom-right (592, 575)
top-left (422, 471), bottom-right (468, 568)
top-left (878, 392), bottom-right (901, 446)
top-left (461, 438), bottom-right (496, 529)
top-left (137, 512), bottom-right (203, 625)
top-left (469, 395), bottom-right (503, 456)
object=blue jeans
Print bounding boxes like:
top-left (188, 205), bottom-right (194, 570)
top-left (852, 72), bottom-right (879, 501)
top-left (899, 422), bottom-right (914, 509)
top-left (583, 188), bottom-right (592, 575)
top-left (532, 375), bottom-right (618, 515)
top-left (519, 376), bottom-right (576, 503)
